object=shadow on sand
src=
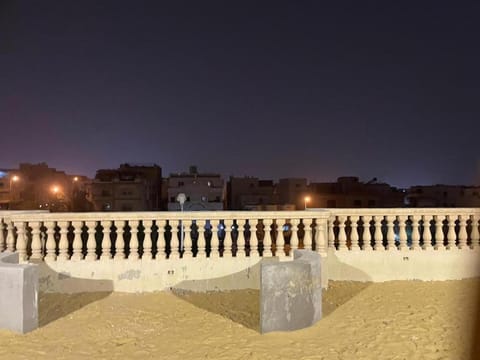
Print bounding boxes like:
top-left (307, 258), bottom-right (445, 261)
top-left (172, 257), bottom-right (372, 332)
top-left (33, 260), bottom-right (113, 328)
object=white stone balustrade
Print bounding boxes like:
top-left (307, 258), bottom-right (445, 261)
top-left (1, 208), bottom-right (479, 293)
top-left (1, 209), bottom-right (479, 261)
top-left (325, 208), bottom-right (480, 251)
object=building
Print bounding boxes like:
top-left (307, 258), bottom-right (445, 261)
top-left (227, 176), bottom-right (278, 210)
top-left (308, 177), bottom-right (405, 208)
top-left (87, 163), bottom-right (162, 211)
top-left (0, 163), bottom-right (88, 211)
top-left (167, 166), bottom-right (225, 211)
top-left (277, 178), bottom-right (309, 210)
top-left (406, 185), bottom-right (480, 207)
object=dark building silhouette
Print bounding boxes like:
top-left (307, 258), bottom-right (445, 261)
top-left (87, 163), bottom-right (162, 211)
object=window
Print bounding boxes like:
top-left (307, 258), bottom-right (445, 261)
top-left (201, 196), bottom-right (207, 202)
top-left (207, 181), bottom-right (212, 187)
top-left (121, 204), bottom-right (133, 211)
top-left (178, 181), bottom-right (184, 187)
top-left (186, 196), bottom-right (191, 201)
top-left (101, 190), bottom-right (110, 197)
top-left (215, 196), bottom-right (221, 202)
top-left (170, 196), bottom-right (175, 202)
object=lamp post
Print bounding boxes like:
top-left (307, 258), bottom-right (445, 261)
top-left (9, 175), bottom-right (19, 209)
top-left (304, 196), bottom-right (311, 210)
top-left (176, 193), bottom-right (186, 252)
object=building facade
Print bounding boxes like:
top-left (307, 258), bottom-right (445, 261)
top-left (87, 163), bottom-right (162, 211)
top-left (406, 185), bottom-right (480, 207)
top-left (308, 177), bottom-right (405, 208)
top-left (227, 176), bottom-right (278, 210)
top-left (0, 163), bottom-right (88, 211)
top-left (167, 166), bottom-right (225, 211)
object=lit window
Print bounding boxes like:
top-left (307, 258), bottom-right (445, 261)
top-left (207, 181), bottom-right (212, 187)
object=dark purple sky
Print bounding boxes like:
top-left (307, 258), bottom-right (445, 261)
top-left (1, 1), bottom-right (479, 187)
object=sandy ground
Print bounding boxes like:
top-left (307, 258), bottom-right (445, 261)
top-left (0, 279), bottom-right (479, 360)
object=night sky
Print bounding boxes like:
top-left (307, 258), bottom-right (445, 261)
top-left (1, 1), bottom-right (479, 187)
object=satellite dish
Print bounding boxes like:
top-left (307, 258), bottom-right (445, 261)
top-left (176, 193), bottom-right (186, 205)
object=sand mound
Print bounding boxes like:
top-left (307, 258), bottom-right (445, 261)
top-left (0, 279), bottom-right (478, 360)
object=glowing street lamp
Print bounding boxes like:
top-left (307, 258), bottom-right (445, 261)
top-left (9, 175), bottom-right (20, 206)
top-left (304, 196), bottom-right (311, 210)
top-left (73, 176), bottom-right (79, 182)
top-left (51, 185), bottom-right (60, 194)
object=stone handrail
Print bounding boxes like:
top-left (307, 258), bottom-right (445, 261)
top-left (322, 208), bottom-right (480, 251)
top-left (1, 208), bottom-right (479, 263)
top-left (1, 210), bottom-right (330, 261)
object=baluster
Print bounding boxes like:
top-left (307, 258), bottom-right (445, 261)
top-left (0, 220), bottom-right (6, 251)
top-left (209, 219), bottom-right (220, 258)
top-left (397, 215), bottom-right (408, 250)
top-left (422, 215), bottom-right (433, 250)
top-left (235, 219), bottom-right (246, 257)
top-left (458, 215), bottom-right (468, 250)
top-left (385, 215), bottom-right (396, 250)
top-left (114, 220), bottom-right (126, 260)
top-left (85, 221), bottom-right (98, 261)
top-left (6, 221), bottom-right (15, 252)
top-left (169, 220), bottom-right (180, 259)
top-left (290, 219), bottom-right (299, 253)
top-left (446, 215), bottom-right (457, 250)
top-left (275, 219), bottom-right (285, 257)
top-left (470, 215), bottom-right (479, 249)
top-left (14, 221), bottom-right (27, 261)
top-left (142, 220), bottom-right (153, 260)
top-left (183, 219), bottom-right (193, 259)
top-left (156, 220), bottom-right (167, 259)
top-left (30, 221), bottom-right (43, 260)
top-left (373, 216), bottom-right (384, 251)
top-left (70, 221), bottom-right (84, 260)
top-left (315, 217), bottom-right (328, 255)
top-left (303, 218), bottom-right (313, 251)
top-left (128, 220), bottom-right (139, 260)
top-left (57, 221), bottom-right (70, 260)
top-left (337, 216), bottom-right (348, 250)
top-left (262, 219), bottom-right (273, 257)
top-left (349, 216), bottom-right (360, 251)
top-left (223, 219), bottom-right (233, 257)
top-left (100, 220), bottom-right (112, 260)
top-left (434, 215), bottom-right (445, 250)
top-left (249, 219), bottom-right (259, 257)
top-left (44, 221), bottom-right (57, 261)
top-left (328, 216), bottom-right (336, 249)
top-left (196, 220), bottom-right (206, 258)
top-left (410, 215), bottom-right (420, 250)
top-left (361, 216), bottom-right (372, 251)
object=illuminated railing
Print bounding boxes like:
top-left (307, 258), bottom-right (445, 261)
top-left (1, 209), bottom-right (479, 261)
top-left (0, 211), bottom-right (330, 261)
top-left (325, 208), bottom-right (480, 251)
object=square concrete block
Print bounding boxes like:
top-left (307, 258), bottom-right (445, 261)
top-left (260, 250), bottom-right (322, 333)
top-left (0, 252), bottom-right (38, 333)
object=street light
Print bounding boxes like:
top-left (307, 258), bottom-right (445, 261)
top-left (304, 196), bottom-right (311, 210)
top-left (9, 175), bottom-right (20, 208)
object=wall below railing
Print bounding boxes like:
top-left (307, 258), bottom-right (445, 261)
top-left (1, 208), bottom-right (479, 293)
